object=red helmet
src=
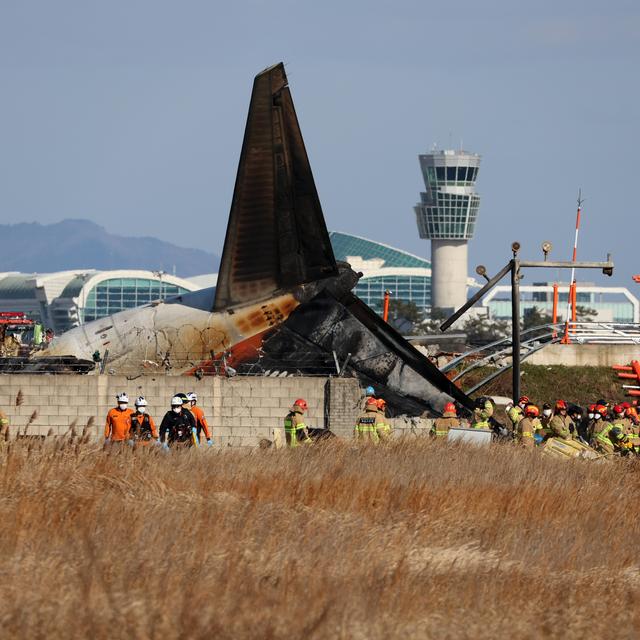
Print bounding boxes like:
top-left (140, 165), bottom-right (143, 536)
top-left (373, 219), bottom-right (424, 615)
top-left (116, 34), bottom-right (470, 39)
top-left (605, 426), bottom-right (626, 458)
top-left (622, 402), bottom-right (631, 409)
top-left (443, 402), bottom-right (456, 415)
top-left (555, 400), bottom-right (567, 411)
top-left (293, 398), bottom-right (308, 412)
top-left (366, 397), bottom-right (378, 408)
top-left (525, 404), bottom-right (540, 417)
top-left (518, 396), bottom-right (530, 405)
top-left (613, 404), bottom-right (625, 415)
top-left (376, 398), bottom-right (387, 410)
top-left (595, 404), bottom-right (608, 416)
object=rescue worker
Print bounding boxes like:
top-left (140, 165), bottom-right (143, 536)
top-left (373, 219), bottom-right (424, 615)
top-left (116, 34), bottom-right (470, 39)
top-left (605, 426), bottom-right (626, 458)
top-left (585, 404), bottom-right (597, 441)
top-left (568, 405), bottom-right (586, 441)
top-left (159, 396), bottom-right (196, 448)
top-left (507, 395), bottom-right (529, 431)
top-left (375, 398), bottom-right (393, 441)
top-left (187, 392), bottom-right (212, 446)
top-left (516, 404), bottom-right (541, 448)
top-left (355, 397), bottom-right (380, 443)
top-left (471, 396), bottom-right (493, 429)
top-left (431, 402), bottom-right (459, 438)
top-left (284, 399), bottom-right (312, 448)
top-left (129, 396), bottom-right (158, 446)
top-left (363, 385), bottom-right (376, 409)
top-left (611, 404), bottom-right (638, 454)
top-left (0, 409), bottom-right (9, 438)
top-left (625, 405), bottom-right (639, 432)
top-left (104, 392), bottom-right (134, 444)
top-left (548, 400), bottom-right (574, 440)
top-left (537, 403), bottom-right (553, 439)
top-left (591, 405), bottom-right (621, 455)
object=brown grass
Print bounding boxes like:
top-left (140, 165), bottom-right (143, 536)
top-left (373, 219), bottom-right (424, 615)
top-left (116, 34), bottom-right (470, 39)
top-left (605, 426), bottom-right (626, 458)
top-left (1, 438), bottom-right (639, 638)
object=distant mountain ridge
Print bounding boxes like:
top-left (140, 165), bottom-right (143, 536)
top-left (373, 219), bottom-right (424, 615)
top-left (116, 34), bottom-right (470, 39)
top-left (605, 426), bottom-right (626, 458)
top-left (0, 219), bottom-right (219, 277)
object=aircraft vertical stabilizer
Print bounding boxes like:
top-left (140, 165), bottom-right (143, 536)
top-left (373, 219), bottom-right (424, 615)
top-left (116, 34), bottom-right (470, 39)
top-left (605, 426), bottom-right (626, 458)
top-left (214, 63), bottom-right (338, 311)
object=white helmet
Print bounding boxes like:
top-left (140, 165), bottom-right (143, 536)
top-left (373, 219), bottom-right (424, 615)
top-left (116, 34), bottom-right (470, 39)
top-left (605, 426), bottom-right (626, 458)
top-left (187, 391), bottom-right (197, 403)
top-left (135, 396), bottom-right (148, 407)
top-left (116, 393), bottom-right (129, 404)
top-left (170, 395), bottom-right (183, 407)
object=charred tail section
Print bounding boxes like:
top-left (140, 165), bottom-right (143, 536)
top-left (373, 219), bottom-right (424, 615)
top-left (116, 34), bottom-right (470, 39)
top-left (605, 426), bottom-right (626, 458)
top-left (214, 63), bottom-right (338, 311)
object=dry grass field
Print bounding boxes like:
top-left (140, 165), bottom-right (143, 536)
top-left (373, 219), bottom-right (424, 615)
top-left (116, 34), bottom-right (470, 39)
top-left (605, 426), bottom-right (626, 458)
top-left (1, 437), bottom-right (640, 639)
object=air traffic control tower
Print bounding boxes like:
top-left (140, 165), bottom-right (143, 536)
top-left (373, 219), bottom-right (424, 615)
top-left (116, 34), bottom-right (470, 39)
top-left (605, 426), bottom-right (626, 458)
top-left (414, 149), bottom-right (481, 312)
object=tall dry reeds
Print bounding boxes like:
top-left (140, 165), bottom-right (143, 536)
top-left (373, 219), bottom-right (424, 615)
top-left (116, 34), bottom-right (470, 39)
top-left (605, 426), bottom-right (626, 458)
top-left (0, 438), bottom-right (639, 638)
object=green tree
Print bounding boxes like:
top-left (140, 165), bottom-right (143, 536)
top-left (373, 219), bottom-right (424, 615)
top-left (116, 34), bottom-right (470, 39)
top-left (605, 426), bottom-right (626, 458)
top-left (576, 305), bottom-right (598, 321)
top-left (462, 315), bottom-right (510, 346)
top-left (522, 306), bottom-right (553, 332)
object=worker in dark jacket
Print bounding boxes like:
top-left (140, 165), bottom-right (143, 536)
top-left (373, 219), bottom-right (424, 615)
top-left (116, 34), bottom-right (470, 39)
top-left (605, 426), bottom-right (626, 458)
top-left (159, 396), bottom-right (196, 448)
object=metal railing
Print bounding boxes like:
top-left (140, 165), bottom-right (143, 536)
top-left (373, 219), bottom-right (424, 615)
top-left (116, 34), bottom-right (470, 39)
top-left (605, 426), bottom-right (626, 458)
top-left (440, 322), bottom-right (640, 395)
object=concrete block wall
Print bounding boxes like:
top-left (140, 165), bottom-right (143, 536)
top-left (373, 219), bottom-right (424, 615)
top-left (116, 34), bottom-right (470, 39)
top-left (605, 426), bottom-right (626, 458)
top-left (0, 375), bottom-right (362, 447)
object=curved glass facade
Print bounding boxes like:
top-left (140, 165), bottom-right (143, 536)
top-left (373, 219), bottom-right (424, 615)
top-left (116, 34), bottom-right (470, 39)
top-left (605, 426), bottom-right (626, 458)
top-left (330, 231), bottom-right (430, 268)
top-left (354, 274), bottom-right (431, 314)
top-left (329, 232), bottom-right (432, 313)
top-left (82, 278), bottom-right (191, 323)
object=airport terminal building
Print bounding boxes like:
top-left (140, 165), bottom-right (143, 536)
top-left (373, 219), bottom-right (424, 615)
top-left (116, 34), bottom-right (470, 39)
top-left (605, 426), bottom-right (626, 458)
top-left (1, 234), bottom-right (636, 334)
top-left (0, 270), bottom-right (197, 334)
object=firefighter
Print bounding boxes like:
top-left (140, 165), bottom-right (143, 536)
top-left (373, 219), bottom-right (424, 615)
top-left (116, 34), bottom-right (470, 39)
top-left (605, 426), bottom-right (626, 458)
top-left (187, 392), bottom-right (212, 446)
top-left (431, 402), bottom-right (459, 438)
top-left (159, 396), bottom-right (196, 448)
top-left (507, 395), bottom-right (529, 431)
top-left (568, 405), bottom-right (586, 441)
top-left (129, 396), bottom-right (158, 446)
top-left (548, 400), bottom-right (574, 440)
top-left (363, 385), bottom-right (376, 409)
top-left (611, 404), bottom-right (638, 454)
top-left (517, 404), bottom-right (541, 447)
top-left (591, 405), bottom-right (621, 455)
top-left (355, 397), bottom-right (380, 443)
top-left (471, 397), bottom-right (493, 429)
top-left (104, 392), bottom-right (133, 444)
top-left (585, 404), bottom-right (597, 441)
top-left (284, 399), bottom-right (311, 448)
top-left (375, 398), bottom-right (392, 441)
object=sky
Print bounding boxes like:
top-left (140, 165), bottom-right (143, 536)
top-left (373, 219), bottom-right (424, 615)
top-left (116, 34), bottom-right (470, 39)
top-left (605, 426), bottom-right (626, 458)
top-left (0, 0), bottom-right (638, 287)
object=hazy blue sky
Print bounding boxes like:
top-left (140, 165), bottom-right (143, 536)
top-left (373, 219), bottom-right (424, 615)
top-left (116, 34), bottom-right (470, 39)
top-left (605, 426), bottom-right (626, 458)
top-left (0, 0), bottom-right (638, 287)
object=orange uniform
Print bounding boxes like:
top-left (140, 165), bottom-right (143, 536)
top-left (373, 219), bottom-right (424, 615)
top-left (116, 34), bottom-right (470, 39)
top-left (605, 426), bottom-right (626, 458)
top-left (191, 405), bottom-right (211, 440)
top-left (104, 407), bottom-right (134, 442)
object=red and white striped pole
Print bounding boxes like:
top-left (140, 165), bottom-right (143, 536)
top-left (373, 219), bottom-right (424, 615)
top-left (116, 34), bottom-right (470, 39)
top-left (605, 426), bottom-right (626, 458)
top-left (562, 191), bottom-right (583, 344)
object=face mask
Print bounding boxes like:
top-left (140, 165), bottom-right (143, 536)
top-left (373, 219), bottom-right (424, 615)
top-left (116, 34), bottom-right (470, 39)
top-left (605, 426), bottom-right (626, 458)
top-left (137, 407), bottom-right (146, 414)
top-left (588, 413), bottom-right (594, 420)
top-left (543, 409), bottom-right (552, 417)
top-left (519, 403), bottom-right (525, 410)
top-left (172, 407), bottom-right (181, 413)
top-left (118, 404), bottom-right (128, 410)
top-left (594, 413), bottom-right (601, 420)
top-left (574, 415), bottom-right (582, 422)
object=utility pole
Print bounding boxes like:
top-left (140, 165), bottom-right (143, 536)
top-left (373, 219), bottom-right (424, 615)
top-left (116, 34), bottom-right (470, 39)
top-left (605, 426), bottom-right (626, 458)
top-left (510, 253), bottom-right (521, 403)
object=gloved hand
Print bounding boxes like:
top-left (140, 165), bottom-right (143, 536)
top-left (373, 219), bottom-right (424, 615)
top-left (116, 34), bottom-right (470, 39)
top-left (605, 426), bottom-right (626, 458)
top-left (127, 439), bottom-right (135, 447)
top-left (206, 439), bottom-right (213, 447)
top-left (104, 438), bottom-right (111, 444)
top-left (162, 442), bottom-right (169, 451)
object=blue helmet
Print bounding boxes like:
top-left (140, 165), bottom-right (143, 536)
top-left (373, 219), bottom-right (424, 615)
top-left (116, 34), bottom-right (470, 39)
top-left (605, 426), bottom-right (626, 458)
top-left (365, 386), bottom-right (375, 396)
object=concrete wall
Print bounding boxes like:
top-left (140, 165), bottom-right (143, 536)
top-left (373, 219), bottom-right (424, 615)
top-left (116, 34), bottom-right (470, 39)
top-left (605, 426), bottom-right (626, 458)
top-left (431, 239), bottom-right (468, 311)
top-left (526, 344), bottom-right (640, 367)
top-left (0, 375), bottom-right (364, 447)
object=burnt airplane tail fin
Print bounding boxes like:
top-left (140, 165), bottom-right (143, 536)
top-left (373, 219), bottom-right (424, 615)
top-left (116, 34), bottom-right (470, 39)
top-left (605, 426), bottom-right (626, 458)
top-left (214, 63), bottom-right (338, 311)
